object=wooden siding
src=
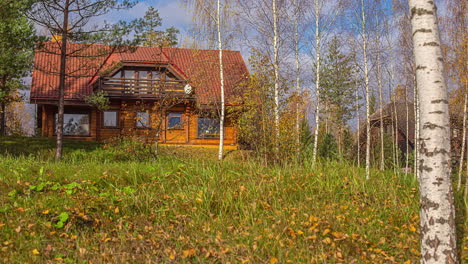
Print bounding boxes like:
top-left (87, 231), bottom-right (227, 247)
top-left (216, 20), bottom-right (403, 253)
top-left (40, 102), bottom-right (238, 146)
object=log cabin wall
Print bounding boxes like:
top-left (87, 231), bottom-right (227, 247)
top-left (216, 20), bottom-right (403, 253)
top-left (39, 101), bottom-right (238, 146)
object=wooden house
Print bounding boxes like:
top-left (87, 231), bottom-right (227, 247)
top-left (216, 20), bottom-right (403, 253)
top-left (30, 42), bottom-right (249, 147)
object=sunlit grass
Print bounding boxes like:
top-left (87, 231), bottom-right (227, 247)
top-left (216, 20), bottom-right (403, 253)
top-left (0, 136), bottom-right (465, 263)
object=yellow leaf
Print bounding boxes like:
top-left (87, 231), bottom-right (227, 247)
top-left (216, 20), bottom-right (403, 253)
top-left (169, 253), bottom-right (175, 260)
top-left (114, 207), bottom-right (120, 214)
top-left (409, 225), bottom-right (417, 233)
top-left (32, 249), bottom-right (40, 255)
top-left (322, 237), bottom-right (332, 244)
top-left (182, 249), bottom-right (196, 258)
top-left (42, 210), bottom-right (49, 215)
top-left (322, 229), bottom-right (331, 236)
top-left (269, 257), bottom-right (278, 264)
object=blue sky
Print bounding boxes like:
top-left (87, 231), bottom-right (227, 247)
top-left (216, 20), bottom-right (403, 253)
top-left (106, 0), bottom-right (192, 32)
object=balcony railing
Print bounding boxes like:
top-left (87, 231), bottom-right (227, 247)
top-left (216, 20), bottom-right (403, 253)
top-left (99, 78), bottom-right (190, 98)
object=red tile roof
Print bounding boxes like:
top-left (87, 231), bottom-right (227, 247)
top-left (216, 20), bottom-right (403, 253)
top-left (31, 42), bottom-right (249, 105)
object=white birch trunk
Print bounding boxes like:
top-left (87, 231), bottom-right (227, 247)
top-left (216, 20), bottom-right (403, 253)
top-left (377, 51), bottom-right (385, 170)
top-left (405, 84), bottom-right (410, 175)
top-left (414, 77), bottom-right (420, 179)
top-left (294, 0), bottom-right (301, 161)
top-left (311, 0), bottom-right (321, 167)
top-left (272, 0), bottom-right (280, 153)
top-left (361, 0), bottom-right (371, 179)
top-left (356, 79), bottom-right (360, 167)
top-left (409, 1), bottom-right (458, 262)
top-left (457, 91), bottom-right (467, 190)
top-left (217, 0), bottom-right (225, 161)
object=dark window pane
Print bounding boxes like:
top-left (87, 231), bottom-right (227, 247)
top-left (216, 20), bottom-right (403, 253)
top-left (136, 112), bottom-right (150, 128)
top-left (103, 111), bottom-right (118, 127)
top-left (168, 113), bottom-right (182, 129)
top-left (197, 117), bottom-right (219, 138)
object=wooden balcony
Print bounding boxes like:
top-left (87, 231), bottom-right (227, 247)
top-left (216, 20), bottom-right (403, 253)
top-left (99, 78), bottom-right (192, 99)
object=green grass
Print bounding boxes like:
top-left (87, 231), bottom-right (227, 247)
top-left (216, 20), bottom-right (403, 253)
top-left (0, 136), bottom-right (465, 263)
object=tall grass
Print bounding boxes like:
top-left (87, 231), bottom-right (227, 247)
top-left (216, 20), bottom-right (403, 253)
top-left (0, 136), bottom-right (465, 263)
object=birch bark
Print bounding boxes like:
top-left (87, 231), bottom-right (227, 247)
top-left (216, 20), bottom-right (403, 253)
top-left (409, 0), bottom-right (458, 262)
top-left (377, 51), bottom-right (384, 170)
top-left (294, 0), bottom-right (301, 161)
top-left (457, 91), bottom-right (467, 190)
top-left (360, 0), bottom-right (371, 179)
top-left (217, 0), bottom-right (225, 161)
top-left (272, 0), bottom-right (280, 154)
top-left (311, 0), bottom-right (321, 167)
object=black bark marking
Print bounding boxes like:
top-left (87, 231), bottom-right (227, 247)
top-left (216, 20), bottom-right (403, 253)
top-left (421, 223), bottom-right (429, 233)
top-left (425, 148), bottom-right (449, 157)
top-left (437, 57), bottom-right (444, 62)
top-left (423, 42), bottom-right (439, 46)
top-left (432, 177), bottom-right (444, 186)
top-left (416, 65), bottom-right (427, 70)
top-left (425, 236), bottom-right (441, 258)
top-left (413, 28), bottom-right (432, 36)
top-left (424, 252), bottom-right (432, 261)
top-left (421, 164), bottom-right (433, 172)
top-left (423, 122), bottom-right (445, 130)
top-left (431, 99), bottom-right (448, 104)
top-left (411, 7), bottom-right (434, 19)
top-left (429, 111), bottom-right (444, 114)
top-left (435, 217), bottom-right (447, 224)
top-left (421, 196), bottom-right (440, 210)
top-left (442, 250), bottom-right (456, 264)
top-left (429, 217), bottom-right (435, 225)
top-left (434, 80), bottom-right (441, 83)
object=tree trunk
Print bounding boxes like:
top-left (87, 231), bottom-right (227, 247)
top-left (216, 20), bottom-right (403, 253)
top-left (311, 0), bottom-right (321, 167)
top-left (0, 102), bottom-right (5, 136)
top-left (294, 0), bottom-right (301, 162)
top-left (55, 0), bottom-right (70, 161)
top-left (217, 0), bottom-right (225, 161)
top-left (457, 91), bottom-right (467, 190)
top-left (361, 0), bottom-right (371, 179)
top-left (272, 0), bottom-right (280, 154)
top-left (409, 1), bottom-right (458, 262)
top-left (356, 81), bottom-right (360, 167)
top-left (377, 51), bottom-right (385, 170)
top-left (405, 84), bottom-right (409, 175)
top-left (414, 76), bottom-right (420, 179)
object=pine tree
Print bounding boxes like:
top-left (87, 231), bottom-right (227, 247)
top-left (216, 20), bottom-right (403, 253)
top-left (134, 7), bottom-right (179, 47)
top-left (0, 0), bottom-right (36, 136)
top-left (319, 37), bottom-right (357, 154)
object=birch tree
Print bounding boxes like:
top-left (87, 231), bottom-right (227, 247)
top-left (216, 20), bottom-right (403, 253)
top-left (409, 0), bottom-right (458, 262)
top-left (183, 0), bottom-right (232, 160)
top-left (360, 0), bottom-right (371, 179)
top-left (311, 0), bottom-right (321, 167)
top-left (309, 0), bottom-right (344, 166)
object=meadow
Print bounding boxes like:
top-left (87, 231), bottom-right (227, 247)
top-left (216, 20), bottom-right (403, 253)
top-left (0, 137), bottom-right (465, 263)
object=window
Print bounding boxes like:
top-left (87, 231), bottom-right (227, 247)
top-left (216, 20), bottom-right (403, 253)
top-left (136, 111), bottom-right (150, 128)
top-left (55, 113), bottom-right (90, 136)
top-left (197, 117), bottom-right (220, 138)
top-left (103, 111), bottom-right (118, 128)
top-left (167, 113), bottom-right (183, 130)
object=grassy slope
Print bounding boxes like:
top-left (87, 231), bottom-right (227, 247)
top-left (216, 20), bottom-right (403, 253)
top-left (0, 137), bottom-right (465, 263)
